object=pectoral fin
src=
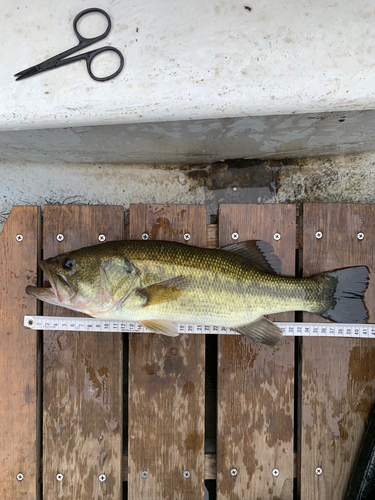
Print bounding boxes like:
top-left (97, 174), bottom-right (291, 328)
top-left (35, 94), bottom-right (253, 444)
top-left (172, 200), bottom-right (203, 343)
top-left (136, 276), bottom-right (191, 307)
top-left (141, 320), bottom-right (179, 337)
top-left (233, 316), bottom-right (283, 346)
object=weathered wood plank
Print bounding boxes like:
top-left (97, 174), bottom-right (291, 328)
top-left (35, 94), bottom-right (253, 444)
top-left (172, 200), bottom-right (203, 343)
top-left (206, 224), bottom-right (218, 249)
top-left (42, 205), bottom-right (123, 499)
top-left (128, 204), bottom-right (206, 500)
top-left (217, 204), bottom-right (296, 500)
top-left (300, 203), bottom-right (375, 500)
top-left (0, 207), bottom-right (40, 500)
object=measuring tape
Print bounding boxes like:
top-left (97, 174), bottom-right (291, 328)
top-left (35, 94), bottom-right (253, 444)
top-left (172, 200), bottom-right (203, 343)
top-left (23, 316), bottom-right (375, 338)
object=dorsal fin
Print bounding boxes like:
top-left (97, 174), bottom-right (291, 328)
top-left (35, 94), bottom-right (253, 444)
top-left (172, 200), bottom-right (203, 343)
top-left (219, 240), bottom-right (282, 274)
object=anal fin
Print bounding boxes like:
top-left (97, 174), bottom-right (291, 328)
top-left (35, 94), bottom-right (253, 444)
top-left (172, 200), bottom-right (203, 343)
top-left (233, 316), bottom-right (283, 346)
top-left (141, 319), bottom-right (179, 337)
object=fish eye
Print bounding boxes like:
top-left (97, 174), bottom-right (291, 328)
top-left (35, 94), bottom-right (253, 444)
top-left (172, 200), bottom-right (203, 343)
top-left (62, 257), bottom-right (75, 270)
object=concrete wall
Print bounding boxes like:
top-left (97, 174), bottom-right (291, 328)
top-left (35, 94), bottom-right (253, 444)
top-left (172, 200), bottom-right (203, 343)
top-left (1, 110), bottom-right (375, 164)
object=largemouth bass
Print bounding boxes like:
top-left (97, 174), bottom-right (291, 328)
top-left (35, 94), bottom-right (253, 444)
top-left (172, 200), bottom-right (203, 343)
top-left (26, 240), bottom-right (370, 346)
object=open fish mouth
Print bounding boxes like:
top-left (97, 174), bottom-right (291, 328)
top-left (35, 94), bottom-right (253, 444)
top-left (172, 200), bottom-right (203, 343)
top-left (25, 261), bottom-right (77, 305)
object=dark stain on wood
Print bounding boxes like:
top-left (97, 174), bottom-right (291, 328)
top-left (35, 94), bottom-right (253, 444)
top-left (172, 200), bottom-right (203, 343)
top-left (185, 430), bottom-right (203, 452)
top-left (143, 363), bottom-right (155, 375)
top-left (183, 381), bottom-right (195, 394)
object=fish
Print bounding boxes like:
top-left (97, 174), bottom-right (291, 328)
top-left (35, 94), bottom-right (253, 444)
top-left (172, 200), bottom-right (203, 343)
top-left (25, 239), bottom-right (370, 346)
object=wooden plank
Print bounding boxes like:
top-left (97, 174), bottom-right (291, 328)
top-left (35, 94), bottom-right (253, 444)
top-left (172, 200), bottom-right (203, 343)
top-left (300, 204), bottom-right (375, 500)
top-left (128, 204), bottom-right (206, 500)
top-left (206, 224), bottom-right (218, 249)
top-left (217, 204), bottom-right (296, 500)
top-left (0, 207), bottom-right (40, 500)
top-left (42, 206), bottom-right (123, 499)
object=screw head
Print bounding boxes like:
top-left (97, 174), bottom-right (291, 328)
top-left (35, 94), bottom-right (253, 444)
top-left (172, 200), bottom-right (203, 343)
top-left (56, 234), bottom-right (64, 242)
top-left (28, 318), bottom-right (34, 327)
top-left (184, 233), bottom-right (191, 241)
top-left (357, 232), bottom-right (364, 240)
top-left (273, 233), bottom-right (281, 241)
top-left (315, 231), bottom-right (323, 239)
top-left (98, 234), bottom-right (106, 242)
top-left (272, 468), bottom-right (280, 477)
top-left (231, 232), bottom-right (239, 241)
top-left (16, 473), bottom-right (23, 481)
top-left (56, 473), bottom-right (63, 481)
top-left (142, 233), bottom-right (149, 240)
top-left (183, 470), bottom-right (190, 479)
top-left (16, 234), bottom-right (23, 242)
top-left (141, 471), bottom-right (148, 479)
top-left (230, 468), bottom-right (238, 477)
top-left (99, 474), bottom-right (106, 482)
top-left (316, 467), bottom-right (323, 475)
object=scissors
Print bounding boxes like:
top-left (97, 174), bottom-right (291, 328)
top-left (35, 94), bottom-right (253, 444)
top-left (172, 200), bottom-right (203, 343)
top-left (15, 8), bottom-right (124, 82)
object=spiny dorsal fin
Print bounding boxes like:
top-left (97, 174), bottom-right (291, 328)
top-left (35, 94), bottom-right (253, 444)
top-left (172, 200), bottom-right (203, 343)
top-left (219, 240), bottom-right (282, 275)
top-left (232, 316), bottom-right (283, 346)
top-left (141, 319), bottom-right (179, 337)
top-left (136, 275), bottom-right (191, 307)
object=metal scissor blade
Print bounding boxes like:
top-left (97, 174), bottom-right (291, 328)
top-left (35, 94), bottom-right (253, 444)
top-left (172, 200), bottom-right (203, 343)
top-left (14, 66), bottom-right (40, 81)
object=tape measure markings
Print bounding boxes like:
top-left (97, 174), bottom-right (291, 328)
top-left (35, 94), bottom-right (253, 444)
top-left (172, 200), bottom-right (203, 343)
top-left (23, 316), bottom-right (375, 338)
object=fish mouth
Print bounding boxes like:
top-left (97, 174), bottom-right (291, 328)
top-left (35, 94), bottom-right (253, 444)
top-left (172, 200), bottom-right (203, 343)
top-left (26, 261), bottom-right (77, 305)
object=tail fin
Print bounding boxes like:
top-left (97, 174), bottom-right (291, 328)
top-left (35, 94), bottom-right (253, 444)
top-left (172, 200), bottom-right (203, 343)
top-left (319, 266), bottom-right (370, 323)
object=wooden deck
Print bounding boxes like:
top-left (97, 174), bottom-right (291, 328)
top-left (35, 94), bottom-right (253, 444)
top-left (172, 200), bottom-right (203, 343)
top-left (1, 203), bottom-right (374, 500)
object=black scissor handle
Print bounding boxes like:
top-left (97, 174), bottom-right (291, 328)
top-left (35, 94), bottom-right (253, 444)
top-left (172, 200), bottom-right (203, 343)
top-left (86, 46), bottom-right (124, 82)
top-left (73, 7), bottom-right (111, 44)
